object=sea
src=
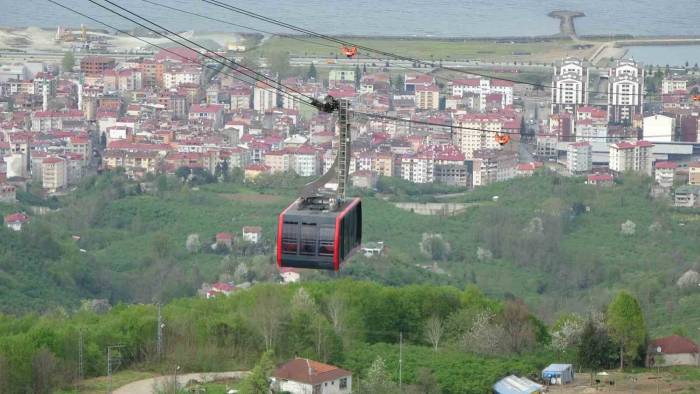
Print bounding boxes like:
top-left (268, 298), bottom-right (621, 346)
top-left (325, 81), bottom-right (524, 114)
top-left (2, 0), bottom-right (700, 64)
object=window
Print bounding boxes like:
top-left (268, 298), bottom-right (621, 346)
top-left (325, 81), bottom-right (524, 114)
top-left (300, 223), bottom-right (318, 256)
top-left (282, 221), bottom-right (298, 254)
top-left (340, 378), bottom-right (348, 389)
top-left (319, 225), bottom-right (335, 256)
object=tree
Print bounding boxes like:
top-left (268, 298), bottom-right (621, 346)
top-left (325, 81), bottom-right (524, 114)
top-left (607, 291), bottom-right (646, 369)
top-left (267, 51), bottom-right (290, 77)
top-left (62, 51), bottom-right (75, 72)
top-left (424, 315), bottom-right (444, 351)
top-left (578, 319), bottom-right (616, 384)
top-left (364, 356), bottom-right (399, 394)
top-left (240, 55), bottom-right (260, 70)
top-left (502, 299), bottom-right (536, 354)
top-left (550, 313), bottom-right (584, 353)
top-left (240, 351), bottom-right (274, 394)
top-left (31, 347), bottom-right (58, 394)
top-left (185, 233), bottom-right (201, 253)
top-left (248, 287), bottom-right (286, 351)
top-left (306, 63), bottom-right (318, 80)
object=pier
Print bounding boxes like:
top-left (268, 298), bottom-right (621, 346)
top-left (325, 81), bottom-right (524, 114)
top-left (548, 10), bottom-right (585, 39)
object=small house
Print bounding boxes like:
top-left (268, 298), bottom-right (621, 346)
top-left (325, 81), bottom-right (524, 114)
top-left (215, 232), bottom-right (234, 249)
top-left (4, 212), bottom-right (29, 231)
top-left (647, 335), bottom-right (700, 367)
top-left (206, 282), bottom-right (235, 299)
top-left (493, 375), bottom-right (543, 394)
top-left (587, 173), bottom-right (613, 186)
top-left (272, 358), bottom-right (351, 394)
top-left (361, 241), bottom-right (384, 257)
top-left (541, 364), bottom-right (574, 385)
top-left (242, 226), bottom-right (262, 244)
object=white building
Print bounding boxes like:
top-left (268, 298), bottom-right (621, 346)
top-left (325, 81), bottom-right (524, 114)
top-left (414, 84), bottom-right (440, 110)
top-left (289, 146), bottom-right (319, 177)
top-left (451, 78), bottom-right (514, 112)
top-left (552, 57), bottom-right (588, 115)
top-left (609, 140), bottom-right (654, 176)
top-left (472, 149), bottom-right (517, 187)
top-left (242, 226), bottom-right (262, 244)
top-left (662, 76), bottom-right (688, 94)
top-left (254, 81), bottom-right (279, 112)
top-left (400, 153), bottom-right (435, 184)
top-left (272, 358), bottom-right (352, 394)
top-left (42, 156), bottom-right (68, 192)
top-left (163, 66), bottom-right (201, 89)
top-left (567, 141), bottom-right (592, 174)
top-left (607, 59), bottom-right (644, 124)
top-left (328, 69), bottom-right (355, 87)
top-left (643, 114), bottom-right (676, 142)
top-left (654, 161), bottom-right (677, 188)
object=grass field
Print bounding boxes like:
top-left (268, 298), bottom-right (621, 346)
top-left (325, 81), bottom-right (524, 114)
top-left (255, 36), bottom-right (599, 62)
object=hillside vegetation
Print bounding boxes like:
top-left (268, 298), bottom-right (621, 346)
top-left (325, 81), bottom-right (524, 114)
top-left (1, 170), bottom-right (699, 343)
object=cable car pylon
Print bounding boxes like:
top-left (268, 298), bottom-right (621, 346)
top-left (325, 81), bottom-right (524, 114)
top-left (277, 96), bottom-right (362, 271)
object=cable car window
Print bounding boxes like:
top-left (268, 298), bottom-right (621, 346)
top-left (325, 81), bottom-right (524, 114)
top-left (319, 225), bottom-right (335, 256)
top-left (300, 223), bottom-right (318, 256)
top-left (282, 221), bottom-right (298, 254)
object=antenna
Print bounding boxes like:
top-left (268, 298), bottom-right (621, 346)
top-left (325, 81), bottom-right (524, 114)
top-left (399, 331), bottom-right (403, 391)
top-left (107, 344), bottom-right (124, 394)
top-left (77, 328), bottom-right (84, 391)
top-left (157, 303), bottom-right (164, 361)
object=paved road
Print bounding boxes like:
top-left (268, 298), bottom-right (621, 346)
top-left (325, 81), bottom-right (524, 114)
top-left (114, 371), bottom-right (249, 394)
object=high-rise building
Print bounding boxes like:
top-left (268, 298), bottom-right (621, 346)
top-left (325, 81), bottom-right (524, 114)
top-left (552, 58), bottom-right (588, 115)
top-left (566, 141), bottom-right (592, 174)
top-left (253, 81), bottom-right (279, 112)
top-left (607, 59), bottom-right (644, 124)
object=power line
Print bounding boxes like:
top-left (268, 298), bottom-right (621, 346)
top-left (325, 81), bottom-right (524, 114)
top-left (201, 0), bottom-right (654, 98)
top-left (86, 0), bottom-right (319, 107)
top-left (46, 0), bottom-right (312, 109)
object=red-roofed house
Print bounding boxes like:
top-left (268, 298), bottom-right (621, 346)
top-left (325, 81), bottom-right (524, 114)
top-left (272, 358), bottom-right (352, 394)
top-left (215, 232), bottom-right (233, 249)
top-left (205, 282), bottom-right (235, 299)
top-left (647, 335), bottom-right (699, 367)
top-left (4, 212), bottom-right (29, 231)
top-left (244, 163), bottom-right (270, 181)
top-left (655, 161), bottom-right (678, 187)
top-left (517, 162), bottom-right (543, 177)
top-left (587, 173), bottom-right (614, 186)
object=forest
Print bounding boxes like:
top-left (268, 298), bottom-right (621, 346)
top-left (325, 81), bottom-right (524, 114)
top-left (0, 280), bottom-right (654, 393)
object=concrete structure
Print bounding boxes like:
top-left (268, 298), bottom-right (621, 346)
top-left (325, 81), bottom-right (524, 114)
top-left (566, 141), bottom-right (592, 174)
top-left (42, 156), bottom-right (67, 192)
top-left (643, 114), bottom-right (676, 142)
top-left (662, 76), bottom-right (688, 94)
top-left (253, 81), bottom-right (279, 112)
top-left (414, 84), bottom-right (439, 110)
top-left (79, 56), bottom-right (116, 77)
top-left (654, 161), bottom-right (677, 188)
top-left (552, 57), bottom-right (588, 115)
top-left (607, 59), bottom-right (644, 124)
top-left (0, 183), bottom-right (16, 203)
top-left (690, 162), bottom-right (700, 185)
top-left (609, 140), bottom-right (654, 176)
top-left (242, 226), bottom-right (262, 244)
top-left (272, 358), bottom-right (352, 394)
top-left (674, 185), bottom-right (700, 207)
top-left (472, 149), bottom-right (517, 187)
top-left (647, 335), bottom-right (700, 367)
top-left (541, 364), bottom-right (574, 385)
top-left (451, 78), bottom-right (514, 112)
top-left (454, 114), bottom-right (504, 159)
top-left (328, 69), bottom-right (355, 86)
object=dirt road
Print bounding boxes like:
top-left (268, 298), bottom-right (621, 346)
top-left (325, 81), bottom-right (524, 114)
top-left (114, 371), bottom-right (249, 394)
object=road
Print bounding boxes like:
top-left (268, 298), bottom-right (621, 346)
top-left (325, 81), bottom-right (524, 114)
top-left (114, 371), bottom-right (249, 394)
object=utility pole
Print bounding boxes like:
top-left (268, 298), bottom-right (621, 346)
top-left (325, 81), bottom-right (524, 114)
top-left (77, 328), bottom-right (84, 392)
top-left (398, 331), bottom-right (403, 392)
top-left (107, 344), bottom-right (124, 394)
top-left (157, 303), bottom-right (163, 361)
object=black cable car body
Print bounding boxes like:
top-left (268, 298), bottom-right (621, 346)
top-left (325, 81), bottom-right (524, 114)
top-left (276, 97), bottom-right (362, 271)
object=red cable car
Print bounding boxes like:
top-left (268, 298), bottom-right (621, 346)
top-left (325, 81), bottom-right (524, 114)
top-left (693, 95), bottom-right (700, 102)
top-left (276, 96), bottom-right (362, 271)
top-left (277, 197), bottom-right (362, 271)
top-left (341, 45), bottom-right (358, 59)
top-left (495, 133), bottom-right (510, 146)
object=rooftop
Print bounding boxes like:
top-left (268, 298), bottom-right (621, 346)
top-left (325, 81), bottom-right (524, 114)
top-left (273, 358), bottom-right (351, 385)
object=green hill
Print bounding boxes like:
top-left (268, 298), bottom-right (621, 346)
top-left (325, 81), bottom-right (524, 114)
top-left (1, 171), bottom-right (700, 343)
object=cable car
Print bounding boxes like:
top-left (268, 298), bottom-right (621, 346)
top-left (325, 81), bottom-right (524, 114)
top-left (495, 133), bottom-right (510, 146)
top-left (276, 97), bottom-right (361, 271)
top-left (341, 45), bottom-right (357, 59)
top-left (277, 197), bottom-right (362, 271)
top-left (693, 95), bottom-right (700, 102)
